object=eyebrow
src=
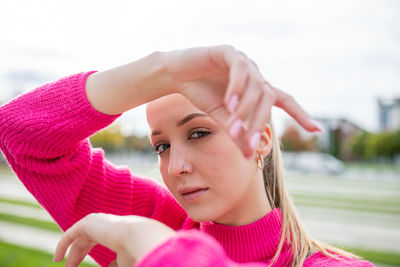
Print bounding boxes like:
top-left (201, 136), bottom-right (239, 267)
top-left (150, 113), bottom-right (206, 136)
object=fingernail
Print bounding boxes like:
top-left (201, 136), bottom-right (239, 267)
top-left (229, 119), bottom-right (242, 138)
top-left (227, 94), bottom-right (239, 113)
top-left (312, 120), bottom-right (323, 132)
top-left (249, 132), bottom-right (261, 151)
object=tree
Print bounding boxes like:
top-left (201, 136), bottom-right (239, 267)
top-left (90, 124), bottom-right (154, 152)
top-left (124, 135), bottom-right (153, 152)
top-left (350, 131), bottom-right (370, 159)
top-left (90, 124), bottom-right (125, 152)
top-left (280, 124), bottom-right (318, 152)
top-left (350, 129), bottom-right (400, 161)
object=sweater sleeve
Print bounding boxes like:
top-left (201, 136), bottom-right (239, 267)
top-left (135, 230), bottom-right (267, 267)
top-left (0, 72), bottom-right (187, 266)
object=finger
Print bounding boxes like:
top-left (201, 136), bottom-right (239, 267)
top-left (212, 46), bottom-right (250, 107)
top-left (249, 58), bottom-right (260, 72)
top-left (225, 58), bottom-right (250, 109)
top-left (109, 260), bottom-right (118, 267)
top-left (228, 75), bottom-right (262, 138)
top-left (207, 104), bottom-right (250, 155)
top-left (246, 92), bottom-right (270, 154)
top-left (65, 240), bottom-right (93, 267)
top-left (273, 87), bottom-right (322, 132)
top-left (246, 81), bottom-right (275, 137)
top-left (54, 229), bottom-right (76, 262)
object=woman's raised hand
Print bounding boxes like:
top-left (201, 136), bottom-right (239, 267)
top-left (163, 45), bottom-right (322, 158)
top-left (86, 45), bottom-right (321, 158)
top-left (53, 213), bottom-right (175, 267)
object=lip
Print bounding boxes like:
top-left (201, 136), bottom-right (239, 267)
top-left (178, 186), bottom-right (209, 195)
top-left (178, 186), bottom-right (209, 203)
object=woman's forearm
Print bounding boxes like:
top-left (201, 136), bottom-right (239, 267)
top-left (85, 51), bottom-right (175, 115)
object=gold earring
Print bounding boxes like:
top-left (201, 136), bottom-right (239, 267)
top-left (257, 154), bottom-right (264, 170)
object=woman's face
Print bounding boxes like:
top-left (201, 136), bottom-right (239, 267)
top-left (146, 94), bottom-right (263, 224)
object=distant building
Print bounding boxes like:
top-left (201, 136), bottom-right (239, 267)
top-left (281, 118), bottom-right (364, 160)
top-left (378, 98), bottom-right (400, 131)
top-left (315, 118), bottom-right (364, 160)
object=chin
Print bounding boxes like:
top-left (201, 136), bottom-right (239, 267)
top-left (187, 212), bottom-right (214, 223)
top-left (186, 208), bottom-right (220, 223)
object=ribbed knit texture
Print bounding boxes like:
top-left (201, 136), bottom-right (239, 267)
top-left (0, 72), bottom-right (374, 267)
top-left (200, 209), bottom-right (287, 264)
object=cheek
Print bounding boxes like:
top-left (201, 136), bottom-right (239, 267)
top-left (159, 159), bottom-right (172, 186)
top-left (158, 158), bottom-right (166, 176)
top-left (204, 144), bottom-right (252, 192)
top-left (158, 158), bottom-right (179, 197)
top-left (206, 137), bottom-right (247, 175)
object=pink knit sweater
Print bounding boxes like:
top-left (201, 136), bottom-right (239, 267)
top-left (0, 72), bottom-right (374, 267)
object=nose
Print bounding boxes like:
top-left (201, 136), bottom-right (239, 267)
top-left (168, 147), bottom-right (193, 177)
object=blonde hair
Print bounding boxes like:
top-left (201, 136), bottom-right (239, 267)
top-left (264, 123), bottom-right (359, 266)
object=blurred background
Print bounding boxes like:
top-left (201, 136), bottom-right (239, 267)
top-left (0, 0), bottom-right (399, 266)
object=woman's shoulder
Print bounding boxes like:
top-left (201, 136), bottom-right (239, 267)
top-left (303, 251), bottom-right (375, 267)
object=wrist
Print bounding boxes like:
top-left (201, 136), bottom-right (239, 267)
top-left (85, 51), bottom-right (176, 115)
top-left (146, 51), bottom-right (177, 96)
top-left (126, 219), bottom-right (175, 260)
top-left (161, 48), bottom-right (192, 95)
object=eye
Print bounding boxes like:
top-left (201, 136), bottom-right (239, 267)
top-left (189, 130), bottom-right (211, 139)
top-left (154, 143), bottom-right (170, 154)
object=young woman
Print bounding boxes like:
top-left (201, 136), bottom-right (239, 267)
top-left (0, 46), bottom-right (373, 267)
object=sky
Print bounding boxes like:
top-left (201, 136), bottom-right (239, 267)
top-left (1, 0), bottom-right (399, 136)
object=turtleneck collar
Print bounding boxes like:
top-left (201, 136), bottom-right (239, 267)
top-left (199, 208), bottom-right (284, 263)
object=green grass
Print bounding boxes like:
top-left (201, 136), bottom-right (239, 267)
top-left (345, 162), bottom-right (400, 173)
top-left (0, 197), bottom-right (41, 209)
top-left (0, 212), bottom-right (61, 232)
top-left (343, 246), bottom-right (400, 266)
top-left (0, 241), bottom-right (96, 267)
top-left (292, 193), bottom-right (400, 214)
top-left (286, 173), bottom-right (400, 214)
top-left (286, 175), bottom-right (400, 191)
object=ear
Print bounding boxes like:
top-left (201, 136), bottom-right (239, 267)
top-left (255, 124), bottom-right (272, 159)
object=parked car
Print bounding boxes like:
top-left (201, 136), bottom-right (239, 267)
top-left (282, 152), bottom-right (344, 175)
